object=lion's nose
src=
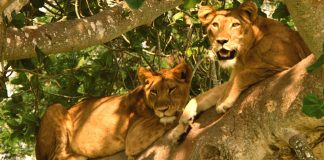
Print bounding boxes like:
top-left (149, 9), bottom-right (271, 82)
top-left (217, 39), bottom-right (228, 45)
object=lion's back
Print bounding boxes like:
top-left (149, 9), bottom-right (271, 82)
top-left (68, 96), bottom-right (131, 157)
top-left (249, 16), bottom-right (311, 69)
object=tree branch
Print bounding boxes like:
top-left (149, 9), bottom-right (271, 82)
top-left (0, 0), bottom-right (15, 13)
top-left (283, 0), bottom-right (324, 58)
top-left (1, 0), bottom-right (182, 60)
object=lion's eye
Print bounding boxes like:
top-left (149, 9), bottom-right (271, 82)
top-left (232, 22), bottom-right (240, 27)
top-left (212, 22), bottom-right (219, 28)
top-left (169, 87), bottom-right (176, 94)
top-left (150, 90), bottom-right (157, 96)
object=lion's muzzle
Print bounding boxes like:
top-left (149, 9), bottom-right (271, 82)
top-left (160, 116), bottom-right (177, 125)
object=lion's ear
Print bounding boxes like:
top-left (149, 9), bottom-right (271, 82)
top-left (138, 67), bottom-right (154, 84)
top-left (172, 63), bottom-right (193, 83)
top-left (238, 1), bottom-right (258, 23)
top-left (198, 6), bottom-right (216, 26)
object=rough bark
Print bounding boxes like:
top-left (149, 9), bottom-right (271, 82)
top-left (0, 0), bottom-right (15, 12)
top-left (97, 55), bottom-right (324, 160)
top-left (0, 0), bottom-right (182, 60)
top-left (283, 0), bottom-right (324, 57)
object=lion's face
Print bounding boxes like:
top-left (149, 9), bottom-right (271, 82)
top-left (198, 2), bottom-right (258, 68)
top-left (138, 63), bottom-right (192, 124)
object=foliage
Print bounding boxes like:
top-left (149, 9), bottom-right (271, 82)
top-left (125, 0), bottom-right (145, 9)
top-left (302, 43), bottom-right (324, 119)
top-left (0, 0), bottom-right (297, 158)
top-left (302, 93), bottom-right (324, 119)
top-left (184, 0), bottom-right (201, 9)
top-left (11, 12), bottom-right (26, 29)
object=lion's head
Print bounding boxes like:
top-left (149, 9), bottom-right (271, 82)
top-left (138, 63), bottom-right (192, 124)
top-left (199, 1), bottom-right (258, 68)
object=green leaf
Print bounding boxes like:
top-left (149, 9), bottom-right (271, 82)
top-left (20, 59), bottom-right (37, 70)
top-left (121, 10), bottom-right (131, 18)
top-left (233, 0), bottom-right (241, 8)
top-left (35, 15), bottom-right (53, 24)
top-left (30, 75), bottom-right (40, 90)
top-left (11, 94), bottom-right (23, 103)
top-left (104, 53), bottom-right (113, 67)
top-left (11, 73), bottom-right (28, 85)
top-left (302, 94), bottom-right (324, 119)
top-left (77, 84), bottom-right (85, 94)
top-left (125, 0), bottom-right (145, 9)
top-left (75, 57), bottom-right (86, 69)
top-left (7, 119), bottom-right (20, 129)
top-left (11, 12), bottom-right (25, 28)
top-left (186, 48), bottom-right (193, 57)
top-left (184, 0), bottom-right (201, 9)
top-left (172, 12), bottom-right (184, 22)
top-left (253, 0), bottom-right (263, 7)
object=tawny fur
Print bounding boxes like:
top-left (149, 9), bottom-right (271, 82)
top-left (170, 1), bottom-right (311, 141)
top-left (36, 63), bottom-right (192, 160)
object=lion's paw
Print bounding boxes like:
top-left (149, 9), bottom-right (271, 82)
top-left (180, 98), bottom-right (198, 124)
top-left (215, 101), bottom-right (232, 113)
top-left (167, 123), bottom-right (189, 144)
top-left (167, 98), bottom-right (198, 143)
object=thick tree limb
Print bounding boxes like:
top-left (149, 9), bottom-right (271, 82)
top-left (283, 0), bottom-right (324, 57)
top-left (1, 0), bottom-right (182, 60)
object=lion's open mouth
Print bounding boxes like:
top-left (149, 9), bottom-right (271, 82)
top-left (216, 49), bottom-right (237, 60)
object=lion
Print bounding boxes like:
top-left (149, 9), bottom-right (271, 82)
top-left (169, 1), bottom-right (311, 141)
top-left (35, 63), bottom-right (192, 160)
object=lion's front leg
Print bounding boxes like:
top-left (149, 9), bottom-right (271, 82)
top-left (215, 90), bottom-right (240, 113)
top-left (215, 79), bottom-right (241, 113)
top-left (125, 117), bottom-right (166, 157)
top-left (215, 69), bottom-right (273, 113)
top-left (169, 83), bottom-right (229, 143)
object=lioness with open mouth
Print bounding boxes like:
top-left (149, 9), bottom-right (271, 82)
top-left (171, 1), bottom-right (311, 141)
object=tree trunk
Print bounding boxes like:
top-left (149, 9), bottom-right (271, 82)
top-left (97, 54), bottom-right (324, 160)
top-left (0, 0), bottom-right (182, 60)
top-left (283, 0), bottom-right (324, 57)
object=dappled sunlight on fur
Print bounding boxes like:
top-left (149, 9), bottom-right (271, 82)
top-left (35, 63), bottom-right (192, 160)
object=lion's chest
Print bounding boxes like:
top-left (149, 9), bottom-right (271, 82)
top-left (68, 96), bottom-right (132, 158)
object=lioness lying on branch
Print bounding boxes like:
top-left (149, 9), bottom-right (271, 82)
top-left (170, 1), bottom-right (311, 142)
top-left (36, 63), bottom-right (192, 160)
